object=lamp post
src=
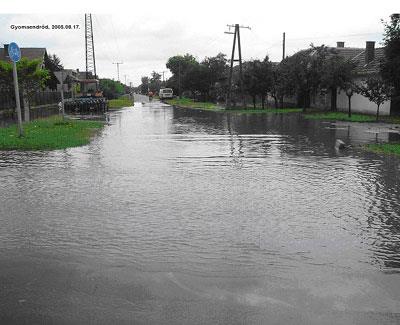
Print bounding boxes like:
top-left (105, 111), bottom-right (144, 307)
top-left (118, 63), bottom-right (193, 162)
top-left (346, 85), bottom-right (354, 118)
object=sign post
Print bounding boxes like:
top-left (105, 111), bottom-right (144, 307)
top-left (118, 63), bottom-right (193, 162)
top-left (54, 70), bottom-right (65, 118)
top-left (8, 42), bottom-right (23, 137)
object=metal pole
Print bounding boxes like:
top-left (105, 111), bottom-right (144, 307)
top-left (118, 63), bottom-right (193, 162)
top-left (226, 27), bottom-right (237, 108)
top-left (237, 24), bottom-right (246, 108)
top-left (282, 32), bottom-right (286, 60)
top-left (12, 62), bottom-right (23, 136)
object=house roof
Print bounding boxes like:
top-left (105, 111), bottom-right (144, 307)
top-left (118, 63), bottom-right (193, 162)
top-left (0, 47), bottom-right (46, 62)
top-left (328, 46), bottom-right (384, 75)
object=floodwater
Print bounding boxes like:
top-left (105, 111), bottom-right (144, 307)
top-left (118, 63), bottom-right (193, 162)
top-left (0, 101), bottom-right (400, 324)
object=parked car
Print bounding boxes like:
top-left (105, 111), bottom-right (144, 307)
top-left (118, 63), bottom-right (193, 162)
top-left (159, 88), bottom-right (174, 99)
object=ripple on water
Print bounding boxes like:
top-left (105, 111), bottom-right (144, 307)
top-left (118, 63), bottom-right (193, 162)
top-left (0, 107), bottom-right (400, 278)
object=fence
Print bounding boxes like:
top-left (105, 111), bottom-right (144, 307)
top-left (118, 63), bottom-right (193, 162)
top-left (0, 90), bottom-right (72, 111)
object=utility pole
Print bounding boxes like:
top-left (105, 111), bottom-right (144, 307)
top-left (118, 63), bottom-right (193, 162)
top-left (225, 24), bottom-right (251, 109)
top-left (113, 62), bottom-right (123, 81)
top-left (124, 74), bottom-right (128, 85)
top-left (282, 32), bottom-right (286, 60)
top-left (159, 70), bottom-right (166, 83)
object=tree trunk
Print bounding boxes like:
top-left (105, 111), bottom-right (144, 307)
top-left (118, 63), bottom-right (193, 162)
top-left (252, 95), bottom-right (256, 109)
top-left (376, 104), bottom-right (380, 121)
top-left (261, 94), bottom-right (265, 109)
top-left (301, 91), bottom-right (310, 112)
top-left (273, 96), bottom-right (278, 108)
top-left (348, 95), bottom-right (352, 118)
top-left (330, 87), bottom-right (337, 111)
top-left (305, 91), bottom-right (311, 109)
top-left (389, 91), bottom-right (400, 116)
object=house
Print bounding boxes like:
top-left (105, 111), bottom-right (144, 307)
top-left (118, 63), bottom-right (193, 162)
top-left (77, 71), bottom-right (99, 95)
top-left (54, 69), bottom-right (80, 92)
top-left (53, 69), bottom-right (99, 96)
top-left (331, 41), bottom-right (390, 115)
top-left (0, 45), bottom-right (46, 68)
top-left (312, 41), bottom-right (390, 115)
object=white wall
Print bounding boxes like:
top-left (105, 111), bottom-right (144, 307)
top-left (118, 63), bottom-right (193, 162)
top-left (336, 77), bottom-right (391, 116)
top-left (337, 90), bottom-right (391, 116)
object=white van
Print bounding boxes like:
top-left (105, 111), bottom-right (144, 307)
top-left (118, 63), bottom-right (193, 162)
top-left (159, 88), bottom-right (174, 99)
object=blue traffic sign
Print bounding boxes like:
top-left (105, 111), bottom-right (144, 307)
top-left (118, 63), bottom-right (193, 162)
top-left (8, 42), bottom-right (21, 62)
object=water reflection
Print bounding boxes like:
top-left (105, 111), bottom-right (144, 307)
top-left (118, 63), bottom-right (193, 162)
top-left (0, 102), bottom-right (400, 322)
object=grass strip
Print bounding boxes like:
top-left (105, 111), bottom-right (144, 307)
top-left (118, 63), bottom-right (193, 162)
top-left (0, 116), bottom-right (104, 150)
top-left (364, 143), bottom-right (400, 156)
top-left (108, 98), bottom-right (134, 109)
top-left (166, 98), bottom-right (302, 114)
top-left (304, 112), bottom-right (376, 122)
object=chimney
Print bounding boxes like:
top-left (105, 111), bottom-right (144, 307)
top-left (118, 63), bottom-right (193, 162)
top-left (337, 41), bottom-right (345, 48)
top-left (3, 44), bottom-right (9, 57)
top-left (365, 41), bottom-right (375, 64)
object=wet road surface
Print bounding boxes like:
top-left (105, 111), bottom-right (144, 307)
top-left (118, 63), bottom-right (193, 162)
top-left (1, 101), bottom-right (400, 324)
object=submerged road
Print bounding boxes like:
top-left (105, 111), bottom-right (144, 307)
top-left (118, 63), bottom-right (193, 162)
top-left (0, 101), bottom-right (400, 324)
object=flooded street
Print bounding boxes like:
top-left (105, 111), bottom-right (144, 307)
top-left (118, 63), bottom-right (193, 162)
top-left (1, 101), bottom-right (400, 324)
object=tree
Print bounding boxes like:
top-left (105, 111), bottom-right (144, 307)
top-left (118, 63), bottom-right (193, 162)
top-left (0, 58), bottom-right (49, 121)
top-left (270, 61), bottom-right (293, 109)
top-left (201, 53), bottom-right (228, 100)
top-left (257, 57), bottom-right (273, 108)
top-left (166, 54), bottom-right (198, 96)
top-left (99, 78), bottom-right (124, 99)
top-left (149, 71), bottom-right (162, 93)
top-left (166, 54), bottom-right (197, 76)
top-left (236, 56), bottom-right (273, 109)
top-left (140, 76), bottom-right (149, 95)
top-left (182, 62), bottom-right (209, 100)
top-left (44, 53), bottom-right (63, 90)
top-left (243, 60), bottom-right (260, 108)
top-left (321, 54), bottom-right (357, 111)
top-left (380, 14), bottom-right (400, 115)
top-left (284, 45), bottom-right (329, 111)
top-left (356, 77), bottom-right (391, 120)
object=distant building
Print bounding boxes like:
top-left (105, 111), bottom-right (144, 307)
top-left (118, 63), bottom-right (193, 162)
top-left (332, 41), bottom-right (390, 115)
top-left (292, 41), bottom-right (390, 115)
top-left (77, 71), bottom-right (99, 95)
top-left (0, 45), bottom-right (47, 68)
top-left (54, 69), bottom-right (99, 96)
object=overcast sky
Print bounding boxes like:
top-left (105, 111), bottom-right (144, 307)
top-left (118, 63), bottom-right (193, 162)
top-left (1, 0), bottom-right (399, 85)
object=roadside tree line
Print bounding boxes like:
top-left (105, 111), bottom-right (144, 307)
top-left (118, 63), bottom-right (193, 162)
top-left (137, 14), bottom-right (399, 118)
